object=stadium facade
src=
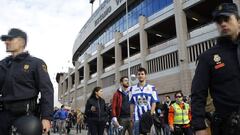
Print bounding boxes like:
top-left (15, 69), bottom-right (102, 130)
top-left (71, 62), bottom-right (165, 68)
top-left (56, 0), bottom-right (240, 110)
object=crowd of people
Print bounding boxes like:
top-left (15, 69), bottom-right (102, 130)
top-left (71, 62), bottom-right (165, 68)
top-left (76, 68), bottom-right (193, 135)
top-left (52, 105), bottom-right (86, 135)
top-left (51, 68), bottom-right (193, 135)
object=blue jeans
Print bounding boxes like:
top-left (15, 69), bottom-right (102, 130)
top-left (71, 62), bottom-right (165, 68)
top-left (133, 120), bottom-right (140, 135)
top-left (108, 122), bottom-right (113, 135)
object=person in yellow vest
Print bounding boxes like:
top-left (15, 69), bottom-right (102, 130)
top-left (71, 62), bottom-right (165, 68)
top-left (168, 92), bottom-right (193, 135)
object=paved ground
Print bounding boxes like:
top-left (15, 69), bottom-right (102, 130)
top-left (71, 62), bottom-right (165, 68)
top-left (50, 128), bottom-right (88, 135)
top-left (50, 128), bottom-right (109, 135)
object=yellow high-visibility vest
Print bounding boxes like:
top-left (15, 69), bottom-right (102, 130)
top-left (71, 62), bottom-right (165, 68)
top-left (172, 103), bottom-right (190, 124)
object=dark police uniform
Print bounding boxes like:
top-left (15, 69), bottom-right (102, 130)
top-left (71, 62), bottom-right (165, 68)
top-left (191, 35), bottom-right (240, 135)
top-left (0, 52), bottom-right (53, 134)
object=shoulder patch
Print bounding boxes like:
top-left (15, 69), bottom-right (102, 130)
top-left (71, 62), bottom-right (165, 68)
top-left (23, 64), bottom-right (30, 72)
top-left (213, 54), bottom-right (221, 64)
top-left (213, 54), bottom-right (225, 69)
top-left (42, 64), bottom-right (48, 72)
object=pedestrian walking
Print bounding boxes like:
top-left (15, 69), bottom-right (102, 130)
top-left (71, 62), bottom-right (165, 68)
top-left (162, 96), bottom-right (172, 135)
top-left (112, 76), bottom-right (133, 135)
top-left (76, 110), bottom-right (84, 134)
top-left (85, 87), bottom-right (108, 135)
top-left (129, 67), bottom-right (159, 135)
top-left (54, 105), bottom-right (68, 135)
top-left (53, 107), bottom-right (60, 133)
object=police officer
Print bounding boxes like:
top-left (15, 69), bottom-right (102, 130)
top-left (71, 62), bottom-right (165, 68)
top-left (191, 3), bottom-right (240, 135)
top-left (0, 28), bottom-right (53, 134)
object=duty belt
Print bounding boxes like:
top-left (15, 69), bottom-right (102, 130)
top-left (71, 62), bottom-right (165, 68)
top-left (0, 101), bottom-right (13, 112)
top-left (0, 98), bottom-right (37, 114)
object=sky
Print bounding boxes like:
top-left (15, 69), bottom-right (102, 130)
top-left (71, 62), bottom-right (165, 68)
top-left (0, 0), bottom-right (101, 107)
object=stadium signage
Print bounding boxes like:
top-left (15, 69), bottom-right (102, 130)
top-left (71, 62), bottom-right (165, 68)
top-left (94, 0), bottom-right (112, 26)
top-left (73, 0), bottom-right (127, 54)
top-left (95, 6), bottom-right (112, 26)
top-left (116, 0), bottom-right (124, 6)
top-left (94, 0), bottom-right (125, 26)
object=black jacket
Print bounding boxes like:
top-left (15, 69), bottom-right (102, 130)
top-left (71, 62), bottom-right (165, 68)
top-left (0, 52), bottom-right (54, 120)
top-left (191, 36), bottom-right (240, 130)
top-left (85, 96), bottom-right (108, 122)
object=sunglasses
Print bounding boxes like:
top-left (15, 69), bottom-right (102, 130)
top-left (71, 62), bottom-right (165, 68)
top-left (215, 16), bottom-right (230, 24)
top-left (175, 96), bottom-right (182, 98)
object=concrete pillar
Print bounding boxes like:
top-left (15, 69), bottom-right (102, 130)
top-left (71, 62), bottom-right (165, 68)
top-left (115, 32), bottom-right (123, 89)
top-left (83, 54), bottom-right (90, 104)
top-left (233, 0), bottom-right (240, 14)
top-left (68, 68), bottom-right (73, 91)
top-left (139, 16), bottom-right (149, 69)
top-left (62, 73), bottom-right (67, 104)
top-left (69, 68), bottom-right (75, 107)
top-left (174, 0), bottom-right (192, 96)
top-left (75, 62), bottom-right (80, 87)
top-left (73, 61), bottom-right (80, 109)
top-left (97, 45), bottom-right (104, 87)
top-left (67, 70), bottom-right (72, 107)
top-left (62, 73), bottom-right (67, 105)
top-left (63, 74), bottom-right (67, 94)
top-left (59, 76), bottom-right (64, 104)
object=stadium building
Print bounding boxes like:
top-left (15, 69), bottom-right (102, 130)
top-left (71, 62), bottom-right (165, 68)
top-left (56, 0), bottom-right (240, 110)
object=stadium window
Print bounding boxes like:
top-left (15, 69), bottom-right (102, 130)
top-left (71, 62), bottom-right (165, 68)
top-left (160, 0), bottom-right (165, 9)
top-left (166, 0), bottom-right (173, 5)
top-left (106, 31), bottom-right (110, 43)
top-left (153, 0), bottom-right (159, 13)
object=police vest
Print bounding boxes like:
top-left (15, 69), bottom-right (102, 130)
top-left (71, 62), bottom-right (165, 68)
top-left (172, 103), bottom-right (190, 124)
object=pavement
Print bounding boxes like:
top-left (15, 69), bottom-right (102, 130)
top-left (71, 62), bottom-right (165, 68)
top-left (50, 128), bottom-right (88, 135)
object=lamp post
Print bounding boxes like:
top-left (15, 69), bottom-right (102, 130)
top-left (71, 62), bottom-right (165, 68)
top-left (90, 0), bottom-right (95, 15)
top-left (126, 0), bottom-right (131, 85)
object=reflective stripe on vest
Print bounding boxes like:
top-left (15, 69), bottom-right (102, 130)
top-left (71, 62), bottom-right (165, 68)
top-left (172, 103), bottom-right (190, 124)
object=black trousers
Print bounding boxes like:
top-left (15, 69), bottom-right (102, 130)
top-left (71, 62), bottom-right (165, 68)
top-left (212, 119), bottom-right (240, 135)
top-left (118, 117), bottom-right (133, 135)
top-left (76, 123), bottom-right (82, 133)
top-left (212, 113), bottom-right (240, 135)
top-left (0, 111), bottom-right (17, 135)
top-left (87, 120), bottom-right (106, 135)
top-left (172, 125), bottom-right (193, 135)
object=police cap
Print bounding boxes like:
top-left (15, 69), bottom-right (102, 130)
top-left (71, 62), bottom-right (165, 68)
top-left (213, 3), bottom-right (239, 21)
top-left (1, 28), bottom-right (27, 42)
